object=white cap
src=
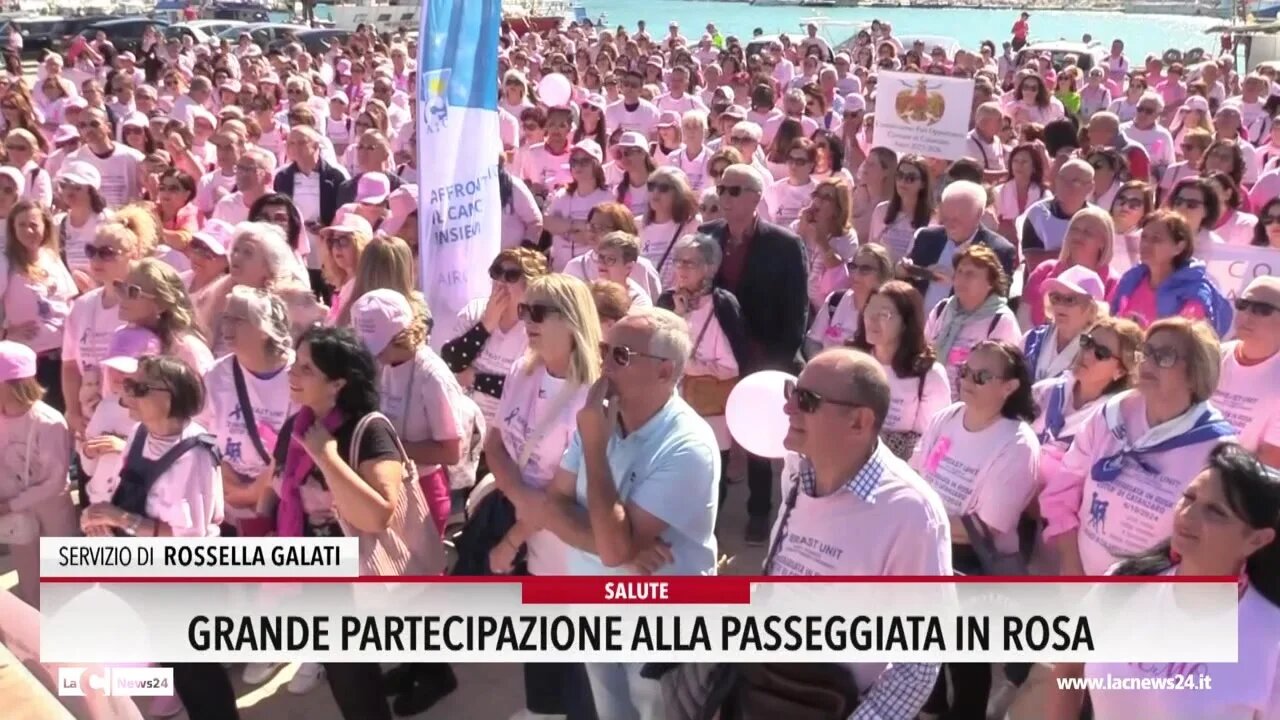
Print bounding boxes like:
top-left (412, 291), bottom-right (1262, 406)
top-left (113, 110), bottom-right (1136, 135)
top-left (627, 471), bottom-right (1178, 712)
top-left (350, 289), bottom-right (414, 355)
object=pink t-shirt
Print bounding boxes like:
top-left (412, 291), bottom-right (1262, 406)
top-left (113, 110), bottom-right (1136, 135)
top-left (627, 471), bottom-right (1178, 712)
top-left (518, 142), bottom-right (573, 191)
top-left (1214, 342), bottom-right (1280, 454)
top-left (910, 403), bottom-right (1041, 553)
top-left (1039, 390), bottom-right (1234, 575)
top-left (2, 248), bottom-right (77, 354)
top-left (1113, 278), bottom-right (1206, 329)
top-left (500, 174), bottom-right (543, 249)
top-left (1215, 210), bottom-right (1259, 246)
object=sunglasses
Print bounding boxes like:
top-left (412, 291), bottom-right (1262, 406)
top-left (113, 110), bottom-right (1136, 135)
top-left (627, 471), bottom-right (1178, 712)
top-left (1263, 214), bottom-right (1280, 226)
top-left (83, 244), bottom-right (120, 261)
top-left (646, 181), bottom-right (673, 193)
top-left (113, 280), bottom-right (153, 299)
top-left (716, 184), bottom-right (748, 197)
top-left (1235, 298), bottom-right (1280, 317)
top-left (517, 302), bottom-right (560, 323)
top-left (1137, 106), bottom-right (1158, 115)
top-left (850, 262), bottom-right (880, 275)
top-left (122, 378), bottom-right (168, 398)
top-left (1115, 196), bottom-right (1145, 210)
top-left (1079, 332), bottom-right (1117, 361)
top-left (788, 155), bottom-right (812, 166)
top-left (1141, 342), bottom-right (1181, 369)
top-left (1172, 196), bottom-right (1204, 210)
top-left (489, 265), bottom-right (523, 283)
top-left (896, 171), bottom-right (922, 183)
top-left (325, 232), bottom-right (354, 248)
top-left (600, 341), bottom-right (666, 368)
top-left (1048, 291), bottom-right (1087, 307)
top-left (958, 364), bottom-right (1006, 386)
top-left (783, 378), bottom-right (861, 414)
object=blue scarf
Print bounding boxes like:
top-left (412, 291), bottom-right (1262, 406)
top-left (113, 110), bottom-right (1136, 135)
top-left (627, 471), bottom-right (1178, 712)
top-left (1091, 393), bottom-right (1235, 483)
top-left (1109, 261), bottom-right (1234, 338)
top-left (1039, 376), bottom-right (1071, 445)
top-left (1023, 325), bottom-right (1053, 379)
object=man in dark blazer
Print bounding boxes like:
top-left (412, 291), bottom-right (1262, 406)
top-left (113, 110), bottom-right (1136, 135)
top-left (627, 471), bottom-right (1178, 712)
top-left (273, 125), bottom-right (348, 303)
top-left (903, 180), bottom-right (1017, 311)
top-left (698, 163), bottom-right (809, 546)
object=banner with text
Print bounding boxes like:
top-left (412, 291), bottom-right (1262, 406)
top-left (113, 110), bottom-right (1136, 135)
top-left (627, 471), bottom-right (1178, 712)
top-left (1204, 243), bottom-right (1280, 300)
top-left (418, 0), bottom-right (502, 348)
top-left (871, 71), bottom-right (975, 160)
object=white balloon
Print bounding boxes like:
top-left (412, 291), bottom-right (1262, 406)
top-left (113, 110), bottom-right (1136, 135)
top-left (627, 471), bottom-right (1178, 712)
top-left (537, 73), bottom-right (573, 107)
top-left (725, 370), bottom-right (795, 460)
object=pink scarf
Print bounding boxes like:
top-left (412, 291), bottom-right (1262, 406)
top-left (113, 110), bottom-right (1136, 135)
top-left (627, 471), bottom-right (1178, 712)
top-left (276, 406), bottom-right (344, 537)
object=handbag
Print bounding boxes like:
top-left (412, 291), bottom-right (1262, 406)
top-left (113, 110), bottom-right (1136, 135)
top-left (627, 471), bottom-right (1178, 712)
top-left (680, 306), bottom-right (738, 417)
top-left (960, 514), bottom-right (1029, 576)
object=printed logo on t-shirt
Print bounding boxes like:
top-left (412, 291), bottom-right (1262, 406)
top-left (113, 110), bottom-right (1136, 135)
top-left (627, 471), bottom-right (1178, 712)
top-left (1080, 465), bottom-right (1183, 560)
top-left (772, 530), bottom-right (846, 576)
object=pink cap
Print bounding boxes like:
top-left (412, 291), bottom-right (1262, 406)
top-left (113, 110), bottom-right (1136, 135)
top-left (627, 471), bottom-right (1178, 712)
top-left (100, 327), bottom-right (163, 374)
top-left (191, 218), bottom-right (234, 256)
top-left (219, 79), bottom-right (241, 94)
top-left (350, 288), bottom-right (414, 355)
top-left (329, 90), bottom-right (349, 105)
top-left (582, 93), bottom-right (605, 109)
top-left (329, 213), bottom-right (374, 236)
top-left (382, 184), bottom-right (418, 237)
top-left (571, 138), bottom-right (603, 164)
top-left (53, 124), bottom-right (79, 144)
top-left (0, 340), bottom-right (36, 381)
top-left (657, 110), bottom-right (680, 127)
top-left (336, 59), bottom-right (352, 74)
top-left (1183, 95), bottom-right (1210, 114)
top-left (356, 172), bottom-right (392, 205)
top-left (189, 107), bottom-right (216, 128)
top-left (1044, 265), bottom-right (1106, 303)
top-left (614, 131), bottom-right (649, 151)
top-left (57, 161), bottom-right (100, 188)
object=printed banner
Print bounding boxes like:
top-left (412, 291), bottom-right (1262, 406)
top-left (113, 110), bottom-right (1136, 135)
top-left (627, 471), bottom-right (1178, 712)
top-left (418, 0), bottom-right (502, 347)
top-left (1203, 243), bottom-right (1280, 300)
top-left (871, 71), bottom-right (975, 160)
top-left (40, 578), bottom-right (1238, 664)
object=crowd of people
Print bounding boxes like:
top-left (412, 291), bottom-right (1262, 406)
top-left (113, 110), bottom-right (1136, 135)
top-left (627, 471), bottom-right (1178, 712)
top-left (0, 10), bottom-right (1278, 720)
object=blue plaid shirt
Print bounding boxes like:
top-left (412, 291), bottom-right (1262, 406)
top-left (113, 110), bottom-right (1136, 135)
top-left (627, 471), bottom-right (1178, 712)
top-left (795, 442), bottom-right (889, 501)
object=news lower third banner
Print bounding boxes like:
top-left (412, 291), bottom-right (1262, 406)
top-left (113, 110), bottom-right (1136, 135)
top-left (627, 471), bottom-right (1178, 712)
top-left (40, 538), bottom-right (1238, 665)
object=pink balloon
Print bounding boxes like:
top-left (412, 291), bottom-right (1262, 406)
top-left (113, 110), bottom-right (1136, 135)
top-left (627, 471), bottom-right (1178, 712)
top-left (724, 370), bottom-right (795, 460)
top-left (537, 73), bottom-right (572, 108)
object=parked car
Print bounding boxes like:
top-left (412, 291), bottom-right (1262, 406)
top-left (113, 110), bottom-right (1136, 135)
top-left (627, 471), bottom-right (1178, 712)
top-left (1016, 41), bottom-right (1108, 74)
top-left (78, 17), bottom-right (170, 55)
top-left (9, 14), bottom-right (117, 58)
top-left (167, 20), bottom-right (246, 45)
top-left (269, 28), bottom-right (352, 54)
top-left (216, 22), bottom-right (307, 48)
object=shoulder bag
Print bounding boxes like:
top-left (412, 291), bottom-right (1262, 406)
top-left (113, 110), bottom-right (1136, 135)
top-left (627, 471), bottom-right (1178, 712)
top-left (680, 305), bottom-right (739, 417)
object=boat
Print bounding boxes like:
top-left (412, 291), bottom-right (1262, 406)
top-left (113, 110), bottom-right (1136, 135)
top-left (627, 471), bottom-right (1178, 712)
top-left (1124, 0), bottom-right (1232, 17)
top-left (318, 0), bottom-right (578, 34)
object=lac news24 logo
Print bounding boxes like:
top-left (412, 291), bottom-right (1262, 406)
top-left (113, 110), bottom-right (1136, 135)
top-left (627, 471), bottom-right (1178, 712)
top-left (59, 667), bottom-right (174, 697)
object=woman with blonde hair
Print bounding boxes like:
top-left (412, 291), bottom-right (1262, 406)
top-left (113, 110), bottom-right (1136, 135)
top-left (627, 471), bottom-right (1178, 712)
top-left (635, 166), bottom-right (698, 290)
top-left (1021, 206), bottom-right (1118, 328)
top-left (796, 175), bottom-right (858, 311)
top-left (441, 247), bottom-right (550, 425)
top-left (117, 258), bottom-right (214, 374)
top-left (321, 215), bottom-right (373, 325)
top-left (4, 128), bottom-right (51, 207)
top-left (336, 235), bottom-right (419, 327)
top-left (2, 201), bottom-right (75, 411)
top-left (482, 273), bottom-right (601, 720)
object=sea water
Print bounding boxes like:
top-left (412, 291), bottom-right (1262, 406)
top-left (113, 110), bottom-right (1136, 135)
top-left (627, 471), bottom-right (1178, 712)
top-left (581, 0), bottom-right (1221, 60)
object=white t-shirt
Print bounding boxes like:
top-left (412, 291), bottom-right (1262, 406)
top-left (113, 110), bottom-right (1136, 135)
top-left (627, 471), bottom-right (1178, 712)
top-left (195, 170), bottom-right (238, 218)
top-left (807, 290), bottom-right (860, 350)
top-left (606, 165), bottom-right (651, 217)
top-left (883, 361), bottom-right (952, 436)
top-left (1121, 123), bottom-right (1176, 169)
top-left (564, 249), bottom-right (662, 301)
top-left (203, 354), bottom-right (294, 481)
top-left (545, 187), bottom-right (613, 271)
top-left (868, 201), bottom-right (920, 263)
top-left (56, 210), bottom-right (108, 272)
top-left (211, 192), bottom-right (253, 226)
top-left (61, 287), bottom-right (124, 419)
top-left (67, 144), bottom-right (144, 208)
top-left (494, 360), bottom-right (589, 576)
top-left (451, 298), bottom-right (529, 426)
top-left (81, 394), bottom-right (135, 505)
top-left (760, 177), bottom-right (816, 228)
top-left (604, 99), bottom-right (660, 136)
top-left (638, 218), bottom-right (697, 290)
top-left (663, 145), bottom-right (710, 191)
top-left (656, 93), bottom-right (707, 115)
top-left (1215, 342), bottom-right (1280, 453)
top-left (910, 403), bottom-right (1041, 553)
top-left (965, 131), bottom-right (1005, 173)
top-left (378, 346), bottom-right (463, 477)
top-left (1087, 571), bottom-right (1280, 720)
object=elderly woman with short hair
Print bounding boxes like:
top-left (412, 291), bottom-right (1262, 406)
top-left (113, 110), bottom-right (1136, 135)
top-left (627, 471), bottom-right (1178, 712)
top-left (658, 233), bottom-right (749, 504)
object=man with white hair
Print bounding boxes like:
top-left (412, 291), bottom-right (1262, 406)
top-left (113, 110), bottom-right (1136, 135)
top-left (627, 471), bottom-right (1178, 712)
top-left (723, 121), bottom-right (771, 179)
top-left (966, 102), bottom-right (1006, 181)
top-left (905, 180), bottom-right (1017, 312)
top-left (212, 147), bottom-right (275, 226)
top-left (530, 308), bottom-right (720, 720)
top-left (1121, 94), bottom-right (1175, 175)
top-left (274, 125), bottom-right (348, 300)
top-left (699, 164), bottom-right (809, 544)
top-left (1214, 106), bottom-right (1262, 184)
top-left (1224, 73), bottom-right (1272, 143)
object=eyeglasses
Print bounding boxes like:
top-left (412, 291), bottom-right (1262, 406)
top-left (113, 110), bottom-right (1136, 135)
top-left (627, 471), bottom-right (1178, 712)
top-left (783, 378), bottom-right (862, 413)
top-left (788, 155), bottom-right (812, 166)
top-left (1048, 291), bottom-right (1087, 307)
top-left (1263, 214), bottom-right (1280, 226)
top-left (1079, 332), bottom-right (1117, 361)
top-left (489, 264), bottom-right (523, 283)
top-left (717, 184), bottom-right (748, 197)
top-left (1137, 106), bottom-right (1158, 115)
top-left (1235, 298), bottom-right (1280, 317)
top-left (1141, 342), bottom-right (1182, 369)
top-left (122, 378), bottom-right (169, 398)
top-left (646, 181), bottom-right (673, 193)
top-left (325, 232), bottom-right (354, 248)
top-left (83, 244), bottom-right (120, 261)
top-left (957, 363), bottom-right (1005, 386)
top-left (1172, 196), bottom-right (1204, 210)
top-left (600, 341), bottom-right (666, 367)
top-left (113, 281), bottom-right (153, 300)
top-left (517, 302), bottom-right (561, 323)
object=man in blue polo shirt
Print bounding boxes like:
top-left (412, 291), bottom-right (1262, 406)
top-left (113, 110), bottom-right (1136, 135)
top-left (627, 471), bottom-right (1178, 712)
top-left (532, 307), bottom-right (720, 720)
